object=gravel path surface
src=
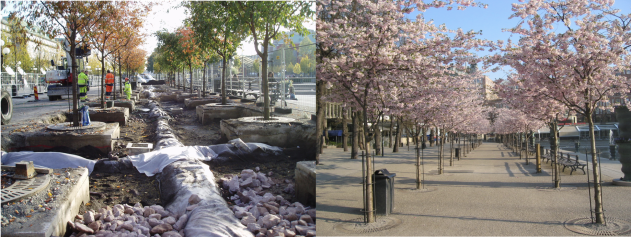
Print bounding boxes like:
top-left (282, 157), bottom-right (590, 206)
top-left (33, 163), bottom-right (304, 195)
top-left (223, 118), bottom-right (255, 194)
top-left (316, 142), bottom-right (631, 236)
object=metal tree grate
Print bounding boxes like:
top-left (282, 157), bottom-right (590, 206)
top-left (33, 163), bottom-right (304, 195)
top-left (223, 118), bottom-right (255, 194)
top-left (47, 121), bottom-right (106, 131)
top-left (565, 217), bottom-right (631, 236)
top-left (1, 174), bottom-right (50, 204)
top-left (334, 217), bottom-right (402, 234)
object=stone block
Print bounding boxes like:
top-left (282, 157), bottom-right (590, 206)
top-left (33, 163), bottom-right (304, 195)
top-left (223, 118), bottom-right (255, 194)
top-left (170, 108), bottom-right (183, 115)
top-left (14, 161), bottom-right (36, 180)
top-left (295, 161), bottom-right (316, 207)
top-left (126, 143), bottom-right (153, 156)
top-left (220, 116), bottom-right (316, 148)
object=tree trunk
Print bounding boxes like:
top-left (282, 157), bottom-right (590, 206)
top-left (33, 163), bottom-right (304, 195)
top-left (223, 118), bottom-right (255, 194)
top-left (261, 53), bottom-right (270, 120)
top-left (202, 61), bottom-right (207, 98)
top-left (375, 116), bottom-right (382, 156)
top-left (315, 80), bottom-right (324, 162)
top-left (352, 109), bottom-right (359, 159)
top-left (422, 126), bottom-right (427, 149)
top-left (406, 125), bottom-right (410, 151)
top-left (550, 122), bottom-right (561, 188)
top-left (438, 128), bottom-right (443, 174)
top-left (342, 108), bottom-right (348, 152)
top-left (100, 61), bottom-right (105, 108)
top-left (221, 59), bottom-right (227, 105)
top-left (519, 132), bottom-right (523, 160)
top-left (525, 132), bottom-right (530, 165)
top-left (393, 117), bottom-right (401, 153)
top-left (70, 40), bottom-right (79, 127)
top-left (118, 56), bottom-right (122, 99)
top-left (430, 127), bottom-right (435, 147)
top-left (416, 138), bottom-right (422, 189)
top-left (362, 105), bottom-right (374, 223)
top-left (324, 116), bottom-right (329, 144)
top-left (450, 132), bottom-right (454, 166)
top-left (586, 110), bottom-right (605, 224)
top-left (189, 63), bottom-right (193, 94)
top-left (358, 112), bottom-right (365, 150)
top-left (389, 117), bottom-right (394, 148)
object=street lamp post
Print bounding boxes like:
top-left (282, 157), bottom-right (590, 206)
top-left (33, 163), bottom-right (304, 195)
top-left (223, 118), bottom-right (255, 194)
top-left (2, 40), bottom-right (10, 74)
top-left (16, 61), bottom-right (21, 85)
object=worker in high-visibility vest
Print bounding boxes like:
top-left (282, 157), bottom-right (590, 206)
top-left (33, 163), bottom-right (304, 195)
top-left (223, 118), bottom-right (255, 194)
top-left (124, 78), bottom-right (132, 100)
top-left (105, 70), bottom-right (115, 99)
top-left (78, 70), bottom-right (89, 102)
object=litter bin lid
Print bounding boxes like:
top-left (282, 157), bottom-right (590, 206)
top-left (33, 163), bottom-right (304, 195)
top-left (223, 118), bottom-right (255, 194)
top-left (374, 169), bottom-right (396, 178)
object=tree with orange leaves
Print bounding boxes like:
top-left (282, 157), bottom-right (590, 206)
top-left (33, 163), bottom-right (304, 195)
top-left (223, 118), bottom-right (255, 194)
top-left (108, 32), bottom-right (144, 99)
top-left (86, 1), bottom-right (151, 108)
top-left (122, 48), bottom-right (147, 76)
top-left (177, 27), bottom-right (202, 94)
top-left (17, 1), bottom-right (108, 126)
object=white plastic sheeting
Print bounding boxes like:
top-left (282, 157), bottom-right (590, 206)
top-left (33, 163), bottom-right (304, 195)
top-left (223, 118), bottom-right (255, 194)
top-left (142, 86), bottom-right (157, 99)
top-left (210, 139), bottom-right (283, 161)
top-left (130, 93), bottom-right (271, 236)
top-left (1, 151), bottom-right (97, 174)
top-left (127, 139), bottom-right (282, 177)
top-left (158, 160), bottom-right (253, 237)
top-left (128, 146), bottom-right (217, 177)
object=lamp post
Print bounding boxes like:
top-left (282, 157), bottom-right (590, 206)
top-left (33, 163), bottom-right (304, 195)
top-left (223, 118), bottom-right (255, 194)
top-left (1, 39), bottom-right (9, 72)
top-left (16, 61), bottom-right (21, 85)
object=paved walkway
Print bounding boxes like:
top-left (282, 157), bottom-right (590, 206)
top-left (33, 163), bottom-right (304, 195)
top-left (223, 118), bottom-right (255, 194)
top-left (316, 142), bottom-right (631, 236)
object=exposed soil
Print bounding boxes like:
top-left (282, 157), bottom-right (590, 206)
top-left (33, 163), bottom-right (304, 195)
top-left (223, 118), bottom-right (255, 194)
top-left (3, 92), bottom-right (316, 236)
top-left (164, 102), bottom-right (222, 146)
top-left (78, 170), bottom-right (161, 215)
top-left (118, 108), bottom-right (155, 148)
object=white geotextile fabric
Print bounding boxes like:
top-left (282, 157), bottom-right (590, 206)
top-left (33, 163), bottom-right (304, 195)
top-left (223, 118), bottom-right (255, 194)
top-left (1, 151), bottom-right (97, 174)
top-left (128, 146), bottom-right (217, 177)
top-left (158, 160), bottom-right (253, 237)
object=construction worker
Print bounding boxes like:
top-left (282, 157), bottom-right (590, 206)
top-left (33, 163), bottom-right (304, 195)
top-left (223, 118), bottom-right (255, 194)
top-left (105, 70), bottom-right (115, 99)
top-left (124, 78), bottom-right (132, 100)
top-left (78, 70), bottom-right (89, 102)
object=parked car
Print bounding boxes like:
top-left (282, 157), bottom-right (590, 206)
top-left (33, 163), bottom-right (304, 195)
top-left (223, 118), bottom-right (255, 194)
top-left (142, 74), bottom-right (155, 81)
top-left (133, 75), bottom-right (147, 83)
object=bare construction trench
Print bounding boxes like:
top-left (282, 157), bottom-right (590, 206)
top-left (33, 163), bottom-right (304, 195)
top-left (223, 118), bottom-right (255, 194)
top-left (1, 85), bottom-right (316, 237)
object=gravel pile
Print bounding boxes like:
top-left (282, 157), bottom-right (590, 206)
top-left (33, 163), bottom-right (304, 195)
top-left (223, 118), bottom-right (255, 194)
top-left (1, 168), bottom-right (82, 228)
top-left (222, 168), bottom-right (316, 237)
top-left (68, 203), bottom-right (186, 237)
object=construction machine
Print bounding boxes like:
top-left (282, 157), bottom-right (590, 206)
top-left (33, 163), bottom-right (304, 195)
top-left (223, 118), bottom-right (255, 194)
top-left (45, 38), bottom-right (91, 101)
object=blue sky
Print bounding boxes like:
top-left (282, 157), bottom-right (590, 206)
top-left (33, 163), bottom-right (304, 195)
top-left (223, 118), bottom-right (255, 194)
top-left (407, 0), bottom-right (631, 81)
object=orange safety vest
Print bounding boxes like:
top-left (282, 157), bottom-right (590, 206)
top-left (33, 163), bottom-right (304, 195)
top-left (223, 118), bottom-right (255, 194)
top-left (105, 73), bottom-right (115, 92)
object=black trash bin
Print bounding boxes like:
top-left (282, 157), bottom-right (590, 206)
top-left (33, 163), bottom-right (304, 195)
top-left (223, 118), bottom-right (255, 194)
top-left (455, 148), bottom-right (461, 159)
top-left (373, 169), bottom-right (396, 216)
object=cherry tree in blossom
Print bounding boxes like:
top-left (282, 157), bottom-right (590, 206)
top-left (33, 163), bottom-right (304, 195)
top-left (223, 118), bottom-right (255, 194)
top-left (494, 0), bottom-right (631, 224)
top-left (495, 74), bottom-right (566, 186)
top-left (317, 0), bottom-right (489, 223)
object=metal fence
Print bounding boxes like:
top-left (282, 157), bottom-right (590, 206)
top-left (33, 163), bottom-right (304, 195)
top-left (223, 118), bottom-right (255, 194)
top-left (1, 72), bottom-right (47, 97)
top-left (1, 72), bottom-right (102, 97)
